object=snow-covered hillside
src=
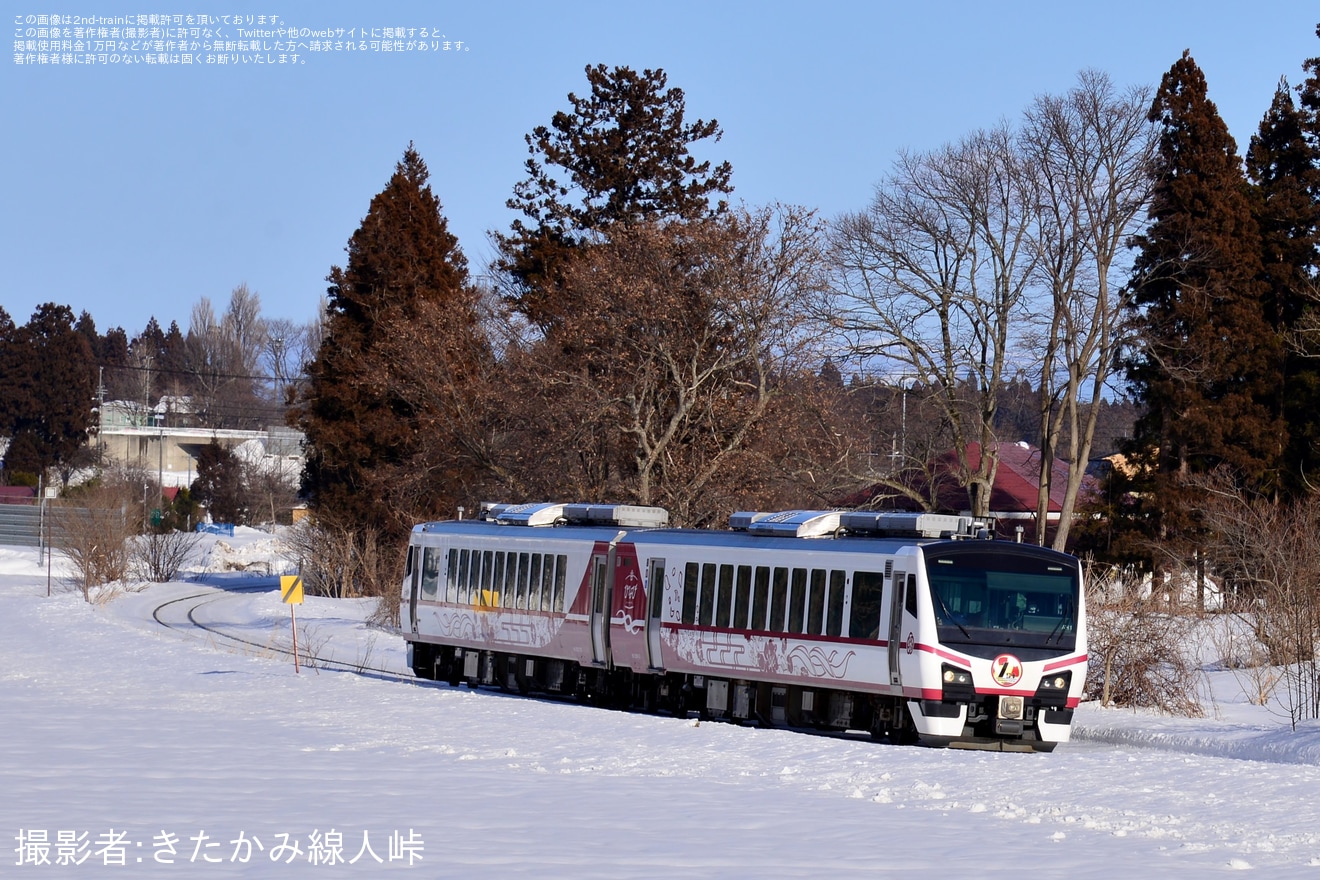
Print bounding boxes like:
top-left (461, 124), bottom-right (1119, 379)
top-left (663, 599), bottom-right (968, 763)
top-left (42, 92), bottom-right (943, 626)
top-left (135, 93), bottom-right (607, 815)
top-left (4, 533), bottom-right (1320, 877)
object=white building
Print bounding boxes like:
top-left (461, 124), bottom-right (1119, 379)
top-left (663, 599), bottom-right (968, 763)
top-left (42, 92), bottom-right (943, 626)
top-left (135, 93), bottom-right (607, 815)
top-left (96, 401), bottom-right (304, 489)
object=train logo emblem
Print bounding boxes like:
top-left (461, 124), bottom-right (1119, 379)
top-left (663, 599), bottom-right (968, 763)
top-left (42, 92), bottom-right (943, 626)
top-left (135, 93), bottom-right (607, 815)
top-left (905, 632), bottom-right (915, 655)
top-left (622, 570), bottom-right (640, 604)
top-left (992, 653), bottom-right (1022, 687)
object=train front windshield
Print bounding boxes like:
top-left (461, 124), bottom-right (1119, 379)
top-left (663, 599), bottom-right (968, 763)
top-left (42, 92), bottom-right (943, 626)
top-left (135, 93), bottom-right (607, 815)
top-left (923, 544), bottom-right (1079, 651)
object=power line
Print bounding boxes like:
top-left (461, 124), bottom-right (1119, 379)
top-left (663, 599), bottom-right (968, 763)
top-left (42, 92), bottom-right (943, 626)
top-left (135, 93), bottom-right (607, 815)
top-left (95, 359), bottom-right (305, 385)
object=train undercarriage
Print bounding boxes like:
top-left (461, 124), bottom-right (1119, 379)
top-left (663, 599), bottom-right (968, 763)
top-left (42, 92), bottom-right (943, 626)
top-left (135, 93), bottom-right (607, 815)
top-left (408, 642), bottom-right (1061, 752)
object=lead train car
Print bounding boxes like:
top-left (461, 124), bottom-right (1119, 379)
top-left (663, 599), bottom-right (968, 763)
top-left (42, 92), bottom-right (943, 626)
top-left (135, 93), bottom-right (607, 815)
top-left (400, 502), bottom-right (1087, 751)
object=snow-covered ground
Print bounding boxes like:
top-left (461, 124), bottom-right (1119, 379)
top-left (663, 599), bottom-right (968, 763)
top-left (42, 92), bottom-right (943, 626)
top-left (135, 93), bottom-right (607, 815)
top-left (5, 529), bottom-right (1320, 877)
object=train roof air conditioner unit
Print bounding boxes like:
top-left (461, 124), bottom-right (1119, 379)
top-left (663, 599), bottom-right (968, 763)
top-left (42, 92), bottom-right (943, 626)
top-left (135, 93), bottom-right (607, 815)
top-left (728, 510), bottom-right (843, 538)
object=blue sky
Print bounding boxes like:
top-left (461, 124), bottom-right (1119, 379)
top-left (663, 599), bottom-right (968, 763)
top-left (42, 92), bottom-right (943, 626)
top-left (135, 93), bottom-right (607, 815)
top-left (3, 1), bottom-right (1318, 336)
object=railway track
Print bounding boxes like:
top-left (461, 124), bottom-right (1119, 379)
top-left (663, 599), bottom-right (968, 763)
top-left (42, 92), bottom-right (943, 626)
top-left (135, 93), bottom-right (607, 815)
top-left (149, 581), bottom-right (415, 684)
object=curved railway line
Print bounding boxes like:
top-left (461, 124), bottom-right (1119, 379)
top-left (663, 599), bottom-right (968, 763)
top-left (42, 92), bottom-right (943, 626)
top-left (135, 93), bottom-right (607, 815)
top-left (143, 579), bottom-right (1085, 752)
top-left (149, 581), bottom-right (414, 684)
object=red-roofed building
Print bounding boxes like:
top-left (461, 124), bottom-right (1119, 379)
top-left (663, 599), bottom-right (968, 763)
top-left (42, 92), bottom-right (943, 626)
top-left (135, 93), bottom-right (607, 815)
top-left (0, 486), bottom-right (36, 504)
top-left (843, 441), bottom-right (1096, 546)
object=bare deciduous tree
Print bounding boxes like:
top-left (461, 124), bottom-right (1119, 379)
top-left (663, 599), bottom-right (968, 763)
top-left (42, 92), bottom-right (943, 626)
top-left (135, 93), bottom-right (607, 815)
top-left (186, 285), bottom-right (270, 428)
top-left (828, 124), bottom-right (1039, 516)
top-left (1083, 562), bottom-right (1203, 715)
top-left (504, 206), bottom-right (828, 526)
top-left (130, 528), bottom-right (201, 582)
top-left (1022, 71), bottom-right (1156, 548)
top-left (262, 317), bottom-right (307, 408)
top-left (53, 475), bottom-right (139, 599)
top-left (283, 519), bottom-right (399, 602)
top-left (1195, 472), bottom-right (1320, 727)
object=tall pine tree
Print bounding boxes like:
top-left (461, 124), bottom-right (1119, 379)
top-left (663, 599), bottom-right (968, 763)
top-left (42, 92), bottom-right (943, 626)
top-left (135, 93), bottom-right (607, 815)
top-left (495, 64), bottom-right (733, 333)
top-left (1125, 52), bottom-right (1284, 546)
top-left (0, 304), bottom-right (96, 480)
top-left (1246, 78), bottom-right (1320, 492)
top-left (1302, 23), bottom-right (1320, 127)
top-left (291, 145), bottom-right (478, 540)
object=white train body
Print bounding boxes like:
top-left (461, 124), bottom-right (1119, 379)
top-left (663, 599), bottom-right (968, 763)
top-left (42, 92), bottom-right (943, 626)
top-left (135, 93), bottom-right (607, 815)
top-left (401, 503), bottom-right (1087, 750)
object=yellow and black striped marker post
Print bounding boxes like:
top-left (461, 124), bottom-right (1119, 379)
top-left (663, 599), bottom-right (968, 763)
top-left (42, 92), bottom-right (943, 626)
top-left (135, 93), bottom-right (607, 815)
top-left (281, 574), bottom-right (304, 605)
top-left (281, 574), bottom-right (304, 673)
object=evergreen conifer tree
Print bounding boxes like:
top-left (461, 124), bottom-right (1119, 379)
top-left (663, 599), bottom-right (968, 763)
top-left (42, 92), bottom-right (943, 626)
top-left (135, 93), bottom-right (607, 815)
top-left (291, 145), bottom-right (476, 539)
top-left (1125, 52), bottom-right (1284, 542)
top-left (496, 64), bottom-right (733, 332)
top-left (0, 304), bottom-right (96, 479)
top-left (191, 440), bottom-right (247, 525)
top-left (1246, 79), bottom-right (1320, 492)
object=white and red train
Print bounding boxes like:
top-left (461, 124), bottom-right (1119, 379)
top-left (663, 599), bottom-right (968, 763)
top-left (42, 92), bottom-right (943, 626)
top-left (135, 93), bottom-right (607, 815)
top-left (401, 502), bottom-right (1087, 751)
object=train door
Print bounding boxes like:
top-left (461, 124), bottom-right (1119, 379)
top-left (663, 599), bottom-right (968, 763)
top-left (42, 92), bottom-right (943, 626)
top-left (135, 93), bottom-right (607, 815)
top-left (646, 558), bottom-right (665, 670)
top-left (589, 553), bottom-right (611, 666)
top-left (407, 545), bottom-right (420, 634)
top-left (888, 568), bottom-right (907, 687)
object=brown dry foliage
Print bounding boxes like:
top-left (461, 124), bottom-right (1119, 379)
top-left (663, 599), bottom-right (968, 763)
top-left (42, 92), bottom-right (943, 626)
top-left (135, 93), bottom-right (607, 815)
top-left (1193, 472), bottom-right (1320, 725)
top-left (52, 480), bottom-right (138, 599)
top-left (283, 517), bottom-right (403, 601)
top-left (495, 207), bottom-right (831, 527)
top-left (1083, 564), bottom-right (1204, 716)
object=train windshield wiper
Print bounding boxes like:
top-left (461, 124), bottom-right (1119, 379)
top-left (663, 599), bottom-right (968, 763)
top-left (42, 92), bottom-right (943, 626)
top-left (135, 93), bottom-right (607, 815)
top-left (1047, 598), bottom-right (1074, 645)
top-left (932, 590), bottom-right (971, 640)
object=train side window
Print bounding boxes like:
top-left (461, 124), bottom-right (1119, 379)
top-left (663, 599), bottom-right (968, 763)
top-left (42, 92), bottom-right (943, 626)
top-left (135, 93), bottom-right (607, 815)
top-left (504, 552), bottom-right (517, 608)
top-left (421, 547), bottom-right (442, 600)
top-left (906, 572), bottom-right (918, 617)
top-left (716, 565), bottom-right (734, 628)
top-left (481, 550), bottom-right (494, 606)
top-left (649, 559), bottom-right (666, 619)
top-left (471, 548), bottom-right (484, 605)
top-left (543, 554), bottom-right (556, 612)
top-left (682, 562), bottom-right (699, 624)
top-left (502, 553), bottom-right (513, 606)
top-left (527, 554), bottom-right (542, 611)
top-left (520, 554), bottom-right (530, 609)
top-left (826, 570), bottom-right (846, 636)
top-left (515, 552), bottom-right (529, 609)
top-left (769, 567), bottom-right (788, 631)
top-left (553, 554), bottom-right (567, 612)
top-left (446, 549), bottom-right (458, 601)
top-left (453, 549), bottom-right (468, 604)
top-left (752, 566), bottom-right (770, 630)
top-left (504, 554), bottom-right (514, 609)
top-left (699, 563), bottom-right (717, 627)
top-left (807, 569), bottom-right (826, 634)
top-left (409, 549), bottom-right (420, 608)
top-left (468, 549), bottom-right (483, 605)
top-left (849, 571), bottom-right (885, 640)
top-left (492, 552), bottom-right (505, 607)
top-left (499, 552), bottom-right (511, 608)
top-left (734, 565), bottom-right (752, 629)
top-left (788, 568), bottom-right (807, 634)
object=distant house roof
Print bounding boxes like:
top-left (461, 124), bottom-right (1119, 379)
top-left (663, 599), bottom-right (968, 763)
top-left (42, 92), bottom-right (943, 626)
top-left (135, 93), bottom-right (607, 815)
top-left (958, 441), bottom-right (1076, 515)
top-left (844, 441), bottom-right (1097, 524)
top-left (0, 486), bottom-right (37, 504)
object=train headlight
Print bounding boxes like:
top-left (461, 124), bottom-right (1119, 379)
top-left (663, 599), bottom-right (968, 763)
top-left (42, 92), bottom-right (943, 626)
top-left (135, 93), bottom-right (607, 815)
top-left (943, 667), bottom-right (971, 685)
top-left (940, 664), bottom-right (975, 702)
top-left (1036, 671), bottom-right (1072, 692)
